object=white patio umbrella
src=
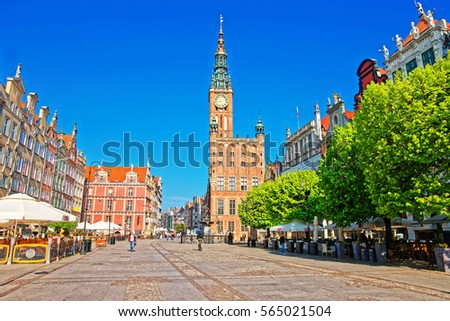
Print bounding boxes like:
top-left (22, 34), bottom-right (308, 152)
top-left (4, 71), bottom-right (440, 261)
top-left (0, 219), bottom-right (10, 224)
top-left (90, 221), bottom-right (123, 231)
top-left (76, 222), bottom-right (92, 230)
top-left (391, 218), bottom-right (417, 227)
top-left (422, 214), bottom-right (450, 224)
top-left (269, 224), bottom-right (284, 232)
top-left (324, 223), bottom-right (337, 230)
top-left (40, 202), bottom-right (79, 222)
top-left (0, 193), bottom-right (73, 265)
top-left (343, 223), bottom-right (362, 231)
top-left (362, 217), bottom-right (385, 229)
top-left (363, 217), bottom-right (417, 229)
top-left (0, 193), bottom-right (74, 223)
top-left (281, 220), bottom-right (310, 232)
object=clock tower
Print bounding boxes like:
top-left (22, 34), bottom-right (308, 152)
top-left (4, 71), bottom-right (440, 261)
top-left (209, 15), bottom-right (233, 138)
top-left (206, 16), bottom-right (265, 241)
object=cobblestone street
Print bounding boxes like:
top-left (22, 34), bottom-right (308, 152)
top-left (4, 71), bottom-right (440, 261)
top-left (1, 239), bottom-right (449, 301)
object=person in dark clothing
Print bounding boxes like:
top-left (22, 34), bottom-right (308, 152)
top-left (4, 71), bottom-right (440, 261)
top-left (228, 232), bottom-right (234, 244)
top-left (279, 233), bottom-right (286, 255)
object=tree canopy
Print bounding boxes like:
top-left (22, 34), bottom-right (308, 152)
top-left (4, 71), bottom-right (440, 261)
top-left (354, 58), bottom-right (450, 220)
top-left (238, 170), bottom-right (319, 228)
top-left (318, 123), bottom-right (376, 227)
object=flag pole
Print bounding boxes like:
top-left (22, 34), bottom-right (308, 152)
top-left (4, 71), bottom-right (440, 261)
top-left (296, 106), bottom-right (300, 130)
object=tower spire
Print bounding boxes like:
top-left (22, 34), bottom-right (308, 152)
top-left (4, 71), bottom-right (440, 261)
top-left (211, 15), bottom-right (232, 89)
top-left (255, 110), bottom-right (264, 136)
top-left (216, 14), bottom-right (226, 55)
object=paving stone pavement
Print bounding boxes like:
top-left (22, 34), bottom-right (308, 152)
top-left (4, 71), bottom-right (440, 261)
top-left (0, 239), bottom-right (449, 301)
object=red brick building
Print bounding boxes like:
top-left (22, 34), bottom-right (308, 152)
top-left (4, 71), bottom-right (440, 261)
top-left (205, 17), bottom-right (265, 239)
top-left (83, 165), bottom-right (161, 236)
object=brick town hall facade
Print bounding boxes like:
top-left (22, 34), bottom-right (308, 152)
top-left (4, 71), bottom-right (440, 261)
top-left (205, 17), bottom-right (265, 240)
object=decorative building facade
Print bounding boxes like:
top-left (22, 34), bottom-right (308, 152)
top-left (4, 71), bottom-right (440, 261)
top-left (0, 66), bottom-right (58, 202)
top-left (73, 150), bottom-right (87, 216)
top-left (320, 94), bottom-right (355, 155)
top-left (353, 58), bottom-right (387, 111)
top-left (205, 17), bottom-right (265, 239)
top-left (0, 65), bottom-right (86, 217)
top-left (282, 94), bottom-right (354, 174)
top-left (51, 125), bottom-right (79, 213)
top-left (282, 102), bottom-right (322, 173)
top-left (264, 158), bottom-right (282, 182)
top-left (83, 165), bottom-right (162, 236)
top-left (381, 3), bottom-right (449, 80)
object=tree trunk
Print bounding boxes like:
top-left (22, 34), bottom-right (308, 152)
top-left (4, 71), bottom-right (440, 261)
top-left (338, 227), bottom-right (344, 242)
top-left (383, 217), bottom-right (392, 259)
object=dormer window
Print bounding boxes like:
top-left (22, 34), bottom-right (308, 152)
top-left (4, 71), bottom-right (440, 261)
top-left (126, 173), bottom-right (137, 183)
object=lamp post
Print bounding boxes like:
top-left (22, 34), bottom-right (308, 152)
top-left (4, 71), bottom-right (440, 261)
top-left (145, 215), bottom-right (150, 237)
top-left (81, 160), bottom-right (101, 254)
top-left (108, 190), bottom-right (115, 243)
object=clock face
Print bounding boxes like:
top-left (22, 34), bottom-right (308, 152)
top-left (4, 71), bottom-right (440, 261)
top-left (214, 94), bottom-right (229, 108)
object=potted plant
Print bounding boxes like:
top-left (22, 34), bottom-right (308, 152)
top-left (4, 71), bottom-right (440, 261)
top-left (434, 243), bottom-right (449, 272)
top-left (335, 241), bottom-right (345, 259)
top-left (375, 242), bottom-right (387, 264)
top-left (352, 241), bottom-right (362, 261)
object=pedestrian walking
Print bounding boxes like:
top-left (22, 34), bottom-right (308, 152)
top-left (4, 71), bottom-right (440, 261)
top-left (128, 231), bottom-right (136, 252)
top-left (279, 233), bottom-right (286, 255)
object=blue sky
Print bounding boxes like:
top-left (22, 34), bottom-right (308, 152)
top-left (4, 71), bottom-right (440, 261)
top-left (1, 0), bottom-right (449, 209)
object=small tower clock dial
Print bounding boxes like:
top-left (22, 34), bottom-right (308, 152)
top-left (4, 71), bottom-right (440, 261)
top-left (214, 94), bottom-right (229, 108)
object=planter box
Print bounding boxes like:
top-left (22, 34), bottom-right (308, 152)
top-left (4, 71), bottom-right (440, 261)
top-left (352, 243), bottom-right (362, 261)
top-left (309, 242), bottom-right (318, 255)
top-left (375, 243), bottom-right (386, 264)
top-left (296, 242), bottom-right (303, 253)
top-left (335, 243), bottom-right (345, 259)
top-left (445, 249), bottom-right (450, 273)
top-left (272, 240), bottom-right (279, 251)
top-left (288, 241), bottom-right (295, 252)
top-left (361, 248), bottom-right (370, 261)
top-left (434, 247), bottom-right (450, 272)
top-left (303, 242), bottom-right (309, 254)
top-left (369, 249), bottom-right (377, 262)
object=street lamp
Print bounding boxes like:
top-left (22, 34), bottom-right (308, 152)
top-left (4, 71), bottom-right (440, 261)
top-left (81, 160), bottom-right (102, 254)
top-left (107, 190), bottom-right (115, 243)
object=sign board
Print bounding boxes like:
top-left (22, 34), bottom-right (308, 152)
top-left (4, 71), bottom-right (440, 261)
top-left (0, 244), bottom-right (10, 264)
top-left (12, 244), bottom-right (48, 264)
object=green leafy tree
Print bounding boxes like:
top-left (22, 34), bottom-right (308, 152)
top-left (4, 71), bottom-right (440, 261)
top-left (47, 222), bottom-right (78, 236)
top-left (175, 223), bottom-right (186, 233)
top-left (354, 58), bottom-right (450, 246)
top-left (238, 181), bottom-right (274, 229)
top-left (267, 170), bottom-right (319, 224)
top-left (238, 170), bottom-right (319, 237)
top-left (318, 123), bottom-right (376, 229)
